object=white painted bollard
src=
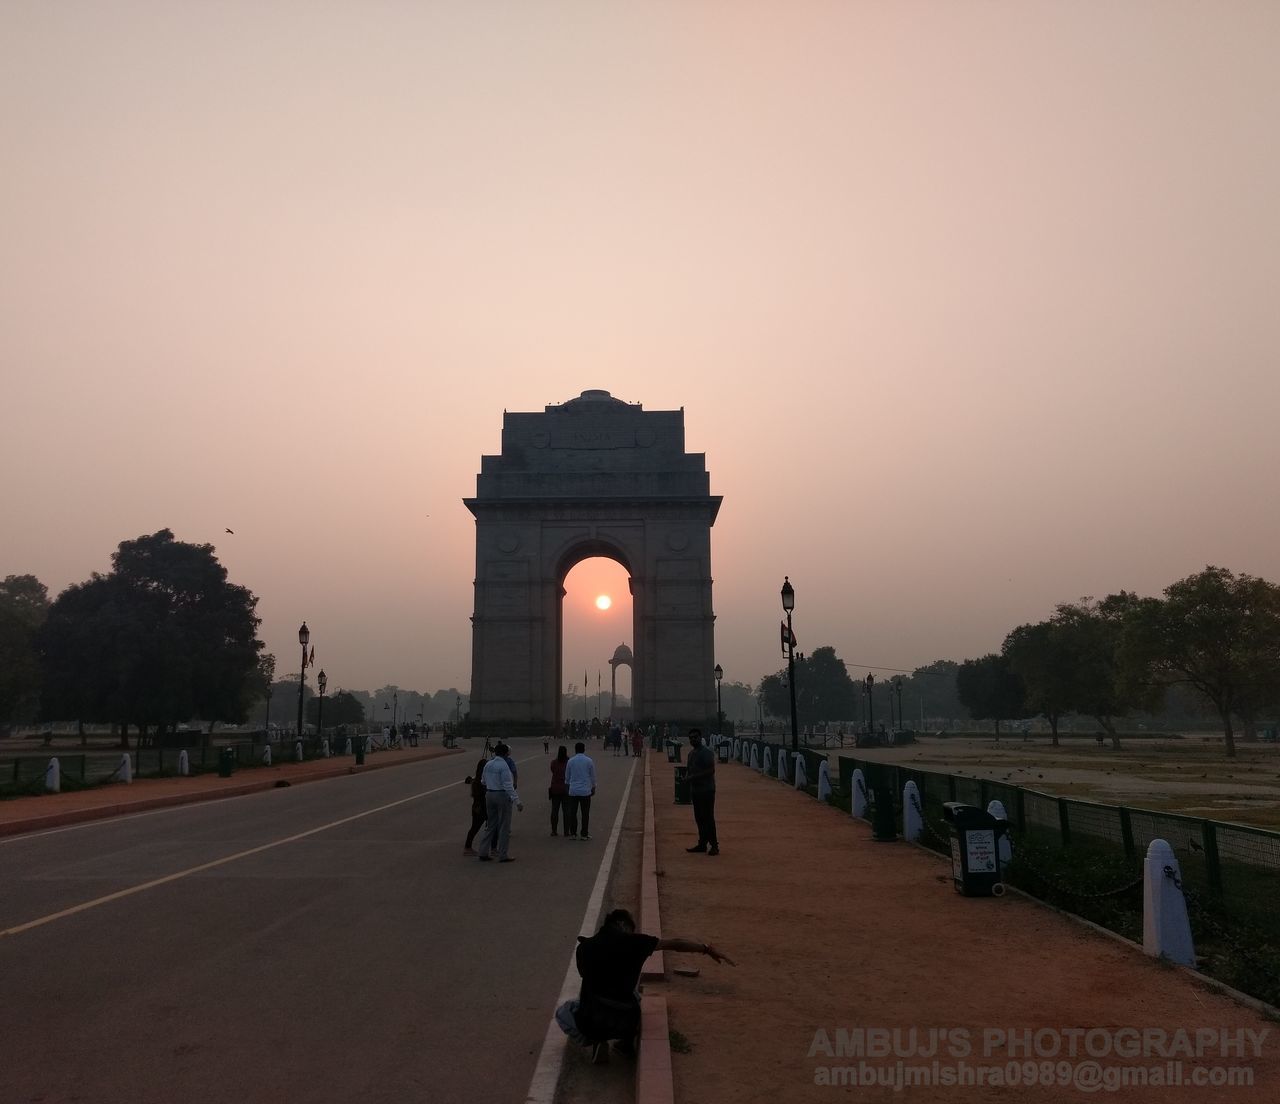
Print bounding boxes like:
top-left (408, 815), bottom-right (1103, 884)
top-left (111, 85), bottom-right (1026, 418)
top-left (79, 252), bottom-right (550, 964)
top-left (119, 753), bottom-right (132, 784)
top-left (987, 799), bottom-right (1012, 865)
top-left (294, 740), bottom-right (303, 763)
top-left (45, 757), bottom-right (60, 793)
top-left (777, 748), bottom-right (788, 782)
top-left (817, 760), bottom-right (832, 801)
top-left (262, 744), bottom-right (272, 766)
top-left (903, 781), bottom-right (923, 842)
top-left (178, 749), bottom-right (190, 776)
top-left (322, 738), bottom-right (330, 758)
top-left (733, 738), bottom-right (740, 760)
top-left (364, 736), bottom-right (372, 756)
top-left (1143, 839), bottom-right (1196, 967)
top-left (793, 753), bottom-right (807, 790)
top-left (851, 768), bottom-right (867, 818)
top-left (762, 746), bottom-right (773, 775)
top-left (750, 744), bottom-right (760, 770)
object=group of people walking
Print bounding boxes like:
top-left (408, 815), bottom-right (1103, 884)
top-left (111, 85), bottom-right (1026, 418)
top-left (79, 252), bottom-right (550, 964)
top-left (464, 741), bottom-right (599, 861)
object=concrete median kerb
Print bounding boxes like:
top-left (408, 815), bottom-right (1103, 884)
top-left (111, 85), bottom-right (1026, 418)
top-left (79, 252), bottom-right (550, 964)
top-left (0, 746), bottom-right (459, 838)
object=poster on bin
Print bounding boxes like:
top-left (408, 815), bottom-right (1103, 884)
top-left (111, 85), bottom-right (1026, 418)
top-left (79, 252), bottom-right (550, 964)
top-left (966, 828), bottom-right (997, 873)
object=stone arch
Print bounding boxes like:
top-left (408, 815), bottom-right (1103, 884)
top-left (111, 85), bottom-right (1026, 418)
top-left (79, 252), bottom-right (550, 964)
top-left (464, 390), bottom-right (721, 737)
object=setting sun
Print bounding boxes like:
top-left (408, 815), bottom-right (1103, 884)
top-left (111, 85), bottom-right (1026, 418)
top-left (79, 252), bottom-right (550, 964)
top-left (595, 595), bottom-right (612, 610)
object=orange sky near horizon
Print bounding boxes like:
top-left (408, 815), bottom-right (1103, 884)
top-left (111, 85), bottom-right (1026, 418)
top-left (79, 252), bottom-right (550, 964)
top-left (3, 2), bottom-right (1279, 695)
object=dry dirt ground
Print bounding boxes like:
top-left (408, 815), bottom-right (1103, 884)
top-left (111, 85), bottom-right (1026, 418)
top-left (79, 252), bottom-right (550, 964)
top-left (844, 736), bottom-right (1280, 828)
top-left (648, 753), bottom-right (1278, 1104)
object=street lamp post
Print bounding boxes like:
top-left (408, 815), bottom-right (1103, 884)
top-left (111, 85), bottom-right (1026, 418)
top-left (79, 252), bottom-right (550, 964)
top-left (317, 669), bottom-right (327, 744)
top-left (713, 663), bottom-right (724, 734)
top-left (894, 676), bottom-right (905, 733)
top-left (393, 691), bottom-right (399, 729)
top-left (296, 623), bottom-right (309, 738)
top-left (455, 695), bottom-right (461, 728)
top-left (781, 577), bottom-right (798, 754)
top-left (865, 673), bottom-right (875, 735)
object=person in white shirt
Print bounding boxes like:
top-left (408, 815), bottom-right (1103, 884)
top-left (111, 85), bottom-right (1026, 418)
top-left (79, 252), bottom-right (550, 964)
top-left (475, 741), bottom-right (523, 862)
top-left (564, 741), bottom-right (597, 841)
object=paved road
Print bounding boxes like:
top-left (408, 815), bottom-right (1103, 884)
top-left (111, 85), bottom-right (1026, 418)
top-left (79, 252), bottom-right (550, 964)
top-left (0, 742), bottom-right (636, 1104)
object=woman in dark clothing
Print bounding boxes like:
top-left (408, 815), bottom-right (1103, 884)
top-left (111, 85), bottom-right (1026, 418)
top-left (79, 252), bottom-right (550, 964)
top-left (549, 745), bottom-right (570, 836)
top-left (463, 755), bottom-right (488, 854)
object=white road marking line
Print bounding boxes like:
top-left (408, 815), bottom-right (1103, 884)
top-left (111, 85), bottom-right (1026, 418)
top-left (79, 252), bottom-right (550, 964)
top-left (0, 777), bottom-right (465, 938)
top-left (525, 756), bottom-right (638, 1104)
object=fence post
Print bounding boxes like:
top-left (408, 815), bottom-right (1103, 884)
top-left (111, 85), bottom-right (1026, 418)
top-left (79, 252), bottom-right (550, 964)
top-left (1142, 839), bottom-right (1195, 967)
top-left (1015, 788), bottom-right (1026, 834)
top-left (1057, 799), bottom-right (1072, 847)
top-left (1201, 821), bottom-right (1222, 894)
top-left (851, 768), bottom-right (867, 818)
top-left (947, 774), bottom-right (957, 802)
top-left (817, 760), bottom-right (832, 801)
top-left (46, 758), bottom-right (60, 793)
top-left (979, 778), bottom-right (990, 810)
top-left (903, 780), bottom-right (922, 842)
top-left (987, 799), bottom-right (1013, 865)
top-left (1119, 807), bottom-right (1135, 861)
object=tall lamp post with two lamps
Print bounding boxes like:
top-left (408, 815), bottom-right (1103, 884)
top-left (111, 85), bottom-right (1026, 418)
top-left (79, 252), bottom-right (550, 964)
top-left (781, 577), bottom-right (799, 753)
top-left (296, 622), bottom-right (310, 739)
top-left (713, 663), bottom-right (724, 734)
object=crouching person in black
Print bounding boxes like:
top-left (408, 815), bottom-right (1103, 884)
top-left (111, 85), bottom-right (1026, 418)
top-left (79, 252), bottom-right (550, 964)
top-left (555, 907), bottom-right (735, 1064)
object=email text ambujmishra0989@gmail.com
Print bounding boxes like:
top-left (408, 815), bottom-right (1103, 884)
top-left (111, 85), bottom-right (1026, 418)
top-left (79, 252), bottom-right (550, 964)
top-left (807, 1026), bottom-right (1266, 1092)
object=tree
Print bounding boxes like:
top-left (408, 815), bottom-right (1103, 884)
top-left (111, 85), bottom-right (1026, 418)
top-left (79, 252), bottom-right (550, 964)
top-left (39, 530), bottom-right (263, 747)
top-left (0, 575), bottom-right (50, 729)
top-left (306, 689), bottom-right (365, 729)
top-left (904, 660), bottom-right (964, 728)
top-left (955, 653), bottom-right (1026, 737)
top-left (1002, 621), bottom-right (1074, 745)
top-left (759, 645), bottom-right (858, 728)
top-left (1122, 567), bottom-right (1280, 759)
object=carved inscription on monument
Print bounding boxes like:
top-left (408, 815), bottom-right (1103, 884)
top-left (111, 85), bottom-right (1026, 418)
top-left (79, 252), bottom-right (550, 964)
top-left (551, 429), bottom-right (637, 450)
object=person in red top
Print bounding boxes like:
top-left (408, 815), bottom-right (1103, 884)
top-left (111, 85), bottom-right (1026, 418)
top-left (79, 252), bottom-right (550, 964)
top-left (631, 727), bottom-right (643, 757)
top-left (549, 744), bottom-right (570, 836)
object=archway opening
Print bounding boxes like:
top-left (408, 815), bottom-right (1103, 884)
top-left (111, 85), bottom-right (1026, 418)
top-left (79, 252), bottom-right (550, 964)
top-left (562, 556), bottom-right (632, 723)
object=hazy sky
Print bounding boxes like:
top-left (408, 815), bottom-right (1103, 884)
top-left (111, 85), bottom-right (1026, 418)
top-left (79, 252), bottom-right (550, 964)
top-left (3, 2), bottom-right (1278, 698)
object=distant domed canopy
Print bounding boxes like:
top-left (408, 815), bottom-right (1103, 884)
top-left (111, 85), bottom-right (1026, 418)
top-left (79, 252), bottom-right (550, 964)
top-left (610, 643), bottom-right (634, 665)
top-left (567, 389), bottom-right (627, 405)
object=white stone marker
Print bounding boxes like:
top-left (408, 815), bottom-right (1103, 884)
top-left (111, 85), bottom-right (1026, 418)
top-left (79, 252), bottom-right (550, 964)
top-left (178, 749), bottom-right (190, 776)
top-left (851, 768), bottom-right (867, 818)
top-left (903, 781), bottom-right (923, 842)
top-left (793, 753), bottom-right (807, 790)
top-left (750, 744), bottom-right (760, 770)
top-left (1143, 839), bottom-right (1195, 967)
top-left (987, 799), bottom-right (1012, 865)
top-left (294, 740), bottom-right (304, 762)
top-left (762, 746), bottom-right (773, 775)
top-left (817, 760), bottom-right (832, 801)
top-left (119, 753), bottom-right (133, 784)
top-left (777, 748), bottom-right (788, 782)
top-left (733, 738), bottom-right (740, 760)
top-left (45, 757), bottom-right (60, 793)
top-left (322, 738), bottom-right (330, 758)
top-left (263, 744), bottom-right (272, 766)
top-left (364, 736), bottom-right (372, 755)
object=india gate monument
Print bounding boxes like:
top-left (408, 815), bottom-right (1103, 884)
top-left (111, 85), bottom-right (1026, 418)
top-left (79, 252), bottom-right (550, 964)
top-left (464, 390), bottom-right (722, 738)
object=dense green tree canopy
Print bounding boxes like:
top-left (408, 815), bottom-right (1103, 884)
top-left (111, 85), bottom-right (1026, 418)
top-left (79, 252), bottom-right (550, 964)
top-left (759, 645), bottom-right (859, 727)
top-left (956, 653), bottom-right (1026, 736)
top-left (39, 530), bottom-right (263, 745)
top-left (0, 575), bottom-right (50, 726)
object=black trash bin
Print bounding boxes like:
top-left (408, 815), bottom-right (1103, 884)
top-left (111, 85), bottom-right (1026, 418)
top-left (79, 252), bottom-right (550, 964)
top-left (942, 802), bottom-right (1007, 897)
top-left (666, 742), bottom-right (682, 763)
top-left (716, 742), bottom-right (730, 764)
top-left (218, 746), bottom-right (235, 779)
top-left (674, 765), bottom-right (692, 805)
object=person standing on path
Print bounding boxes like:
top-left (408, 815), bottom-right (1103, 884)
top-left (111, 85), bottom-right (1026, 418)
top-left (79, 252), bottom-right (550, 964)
top-left (564, 741), bottom-right (597, 841)
top-left (685, 729), bottom-right (719, 855)
top-left (631, 727), bottom-right (643, 758)
top-left (463, 754), bottom-right (489, 854)
top-left (475, 742), bottom-right (523, 862)
top-left (549, 745), bottom-right (569, 836)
